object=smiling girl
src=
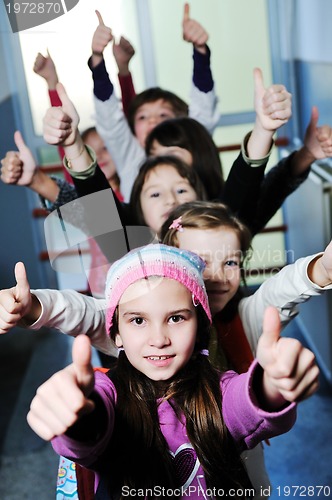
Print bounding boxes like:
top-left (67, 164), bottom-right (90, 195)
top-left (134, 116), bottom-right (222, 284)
top-left (26, 244), bottom-right (318, 499)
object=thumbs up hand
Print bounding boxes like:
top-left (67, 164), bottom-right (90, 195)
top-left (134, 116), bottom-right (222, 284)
top-left (27, 335), bottom-right (96, 441)
top-left (256, 307), bottom-right (319, 408)
top-left (254, 67), bottom-right (292, 133)
top-left (303, 106), bottom-right (332, 160)
top-left (0, 132), bottom-right (37, 186)
top-left (33, 50), bottom-right (59, 90)
top-left (91, 10), bottom-right (113, 67)
top-left (0, 262), bottom-right (35, 334)
top-left (43, 82), bottom-right (79, 147)
top-left (182, 3), bottom-right (208, 55)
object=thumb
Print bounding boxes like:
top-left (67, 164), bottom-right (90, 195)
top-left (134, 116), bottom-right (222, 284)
top-left (257, 306), bottom-right (281, 369)
top-left (72, 335), bottom-right (94, 395)
top-left (260, 306), bottom-right (281, 349)
top-left (14, 262), bottom-right (30, 303)
top-left (183, 3), bottom-right (190, 22)
top-left (253, 67), bottom-right (265, 95)
top-left (55, 82), bottom-right (71, 107)
top-left (95, 9), bottom-right (105, 26)
top-left (14, 131), bottom-right (27, 153)
top-left (309, 105), bottom-right (319, 129)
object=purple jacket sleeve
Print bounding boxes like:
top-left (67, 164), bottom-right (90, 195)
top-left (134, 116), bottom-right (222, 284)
top-left (221, 360), bottom-right (297, 450)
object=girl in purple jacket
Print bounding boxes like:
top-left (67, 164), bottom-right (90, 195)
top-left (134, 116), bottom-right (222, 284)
top-left (27, 244), bottom-right (318, 499)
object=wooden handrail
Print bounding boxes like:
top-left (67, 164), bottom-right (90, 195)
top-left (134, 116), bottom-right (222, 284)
top-left (39, 164), bottom-right (63, 174)
top-left (33, 207), bottom-right (49, 218)
top-left (260, 224), bottom-right (287, 234)
top-left (217, 136), bottom-right (289, 153)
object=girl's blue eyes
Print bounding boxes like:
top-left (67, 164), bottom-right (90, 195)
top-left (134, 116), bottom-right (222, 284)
top-left (225, 260), bottom-right (240, 267)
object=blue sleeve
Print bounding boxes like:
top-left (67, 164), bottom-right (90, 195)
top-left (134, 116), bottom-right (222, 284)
top-left (192, 45), bottom-right (214, 93)
top-left (88, 56), bottom-right (114, 101)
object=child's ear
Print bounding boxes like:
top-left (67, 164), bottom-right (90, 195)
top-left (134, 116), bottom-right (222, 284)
top-left (115, 333), bottom-right (123, 348)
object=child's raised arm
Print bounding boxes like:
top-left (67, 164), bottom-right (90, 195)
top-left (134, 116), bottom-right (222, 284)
top-left (33, 50), bottom-right (59, 91)
top-left (247, 67), bottom-right (292, 159)
top-left (91, 10), bottom-right (113, 68)
top-left (256, 307), bottom-right (319, 409)
top-left (113, 35), bottom-right (136, 118)
top-left (43, 83), bottom-right (92, 173)
top-left (0, 262), bottom-right (40, 334)
top-left (182, 2), bottom-right (208, 55)
top-left (183, 3), bottom-right (220, 134)
top-left (27, 335), bottom-right (95, 441)
top-left (113, 35), bottom-right (135, 77)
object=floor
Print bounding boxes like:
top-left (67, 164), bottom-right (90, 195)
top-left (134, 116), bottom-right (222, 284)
top-left (0, 320), bottom-right (331, 499)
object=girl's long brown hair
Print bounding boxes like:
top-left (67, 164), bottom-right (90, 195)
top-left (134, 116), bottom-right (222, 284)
top-left (103, 306), bottom-right (252, 499)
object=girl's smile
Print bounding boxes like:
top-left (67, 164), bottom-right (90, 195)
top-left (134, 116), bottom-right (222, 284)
top-left (115, 277), bottom-right (198, 380)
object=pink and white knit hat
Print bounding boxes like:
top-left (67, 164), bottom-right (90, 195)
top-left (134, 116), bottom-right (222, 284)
top-left (105, 243), bottom-right (211, 334)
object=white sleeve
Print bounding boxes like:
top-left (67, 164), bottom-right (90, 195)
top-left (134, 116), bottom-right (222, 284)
top-left (29, 289), bottom-right (117, 356)
top-left (94, 93), bottom-right (145, 202)
top-left (188, 82), bottom-right (221, 135)
top-left (239, 253), bottom-right (332, 356)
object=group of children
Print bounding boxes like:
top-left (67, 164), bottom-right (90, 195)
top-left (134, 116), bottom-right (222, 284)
top-left (1, 3), bottom-right (332, 500)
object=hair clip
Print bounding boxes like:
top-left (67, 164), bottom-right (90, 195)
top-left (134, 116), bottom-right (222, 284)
top-left (192, 293), bottom-right (199, 307)
top-left (200, 349), bottom-right (209, 356)
top-left (169, 216), bottom-right (184, 232)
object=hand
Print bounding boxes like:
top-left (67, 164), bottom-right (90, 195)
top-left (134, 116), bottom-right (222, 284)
top-left (27, 335), bottom-right (95, 441)
top-left (257, 307), bottom-right (319, 407)
top-left (0, 131), bottom-right (37, 186)
top-left (43, 83), bottom-right (79, 147)
top-left (304, 106), bottom-right (332, 160)
top-left (254, 68), bottom-right (292, 133)
top-left (182, 3), bottom-right (208, 55)
top-left (113, 36), bottom-right (135, 75)
top-left (33, 50), bottom-right (59, 90)
top-left (91, 10), bottom-right (113, 66)
top-left (0, 262), bottom-right (32, 334)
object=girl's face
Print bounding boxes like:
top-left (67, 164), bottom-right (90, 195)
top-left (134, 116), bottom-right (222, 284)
top-left (140, 165), bottom-right (198, 234)
top-left (115, 278), bottom-right (198, 381)
top-left (149, 140), bottom-right (193, 167)
top-left (176, 227), bottom-right (242, 316)
top-left (84, 131), bottom-right (117, 181)
top-left (134, 100), bottom-right (176, 147)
